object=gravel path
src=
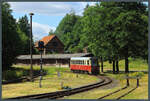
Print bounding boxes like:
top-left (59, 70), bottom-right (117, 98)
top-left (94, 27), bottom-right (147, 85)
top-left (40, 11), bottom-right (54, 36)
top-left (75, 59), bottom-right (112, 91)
top-left (96, 77), bottom-right (119, 90)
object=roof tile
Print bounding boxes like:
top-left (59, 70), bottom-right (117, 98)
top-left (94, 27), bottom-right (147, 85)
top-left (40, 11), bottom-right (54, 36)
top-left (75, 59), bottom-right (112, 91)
top-left (34, 35), bottom-right (56, 47)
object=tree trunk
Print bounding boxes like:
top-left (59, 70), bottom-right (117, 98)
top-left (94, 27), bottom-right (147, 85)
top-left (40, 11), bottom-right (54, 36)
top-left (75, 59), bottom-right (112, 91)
top-left (101, 56), bottom-right (103, 72)
top-left (125, 47), bottom-right (129, 73)
top-left (116, 60), bottom-right (119, 73)
top-left (113, 60), bottom-right (115, 74)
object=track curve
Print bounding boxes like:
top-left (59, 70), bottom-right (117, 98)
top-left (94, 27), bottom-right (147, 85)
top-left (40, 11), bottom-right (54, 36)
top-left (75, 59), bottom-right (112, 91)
top-left (6, 75), bottom-right (112, 100)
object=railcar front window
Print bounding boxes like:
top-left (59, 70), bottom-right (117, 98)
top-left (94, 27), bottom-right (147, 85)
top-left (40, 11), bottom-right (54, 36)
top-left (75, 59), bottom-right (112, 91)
top-left (92, 59), bottom-right (98, 66)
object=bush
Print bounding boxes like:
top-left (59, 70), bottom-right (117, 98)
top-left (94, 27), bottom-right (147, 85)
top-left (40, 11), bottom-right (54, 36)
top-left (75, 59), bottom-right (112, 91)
top-left (3, 70), bottom-right (18, 80)
top-left (129, 72), bottom-right (144, 77)
top-left (2, 68), bottom-right (29, 81)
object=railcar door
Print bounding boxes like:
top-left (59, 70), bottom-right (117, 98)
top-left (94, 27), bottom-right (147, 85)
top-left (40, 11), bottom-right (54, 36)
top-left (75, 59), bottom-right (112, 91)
top-left (91, 58), bottom-right (100, 74)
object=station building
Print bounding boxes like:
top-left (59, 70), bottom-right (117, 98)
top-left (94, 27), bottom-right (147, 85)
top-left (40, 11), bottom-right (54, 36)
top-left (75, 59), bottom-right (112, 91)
top-left (15, 53), bottom-right (93, 67)
top-left (34, 35), bottom-right (64, 54)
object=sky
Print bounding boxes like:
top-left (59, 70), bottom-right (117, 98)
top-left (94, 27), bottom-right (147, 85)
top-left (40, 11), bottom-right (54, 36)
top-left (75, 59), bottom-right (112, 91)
top-left (8, 2), bottom-right (148, 42)
top-left (8, 2), bottom-right (96, 41)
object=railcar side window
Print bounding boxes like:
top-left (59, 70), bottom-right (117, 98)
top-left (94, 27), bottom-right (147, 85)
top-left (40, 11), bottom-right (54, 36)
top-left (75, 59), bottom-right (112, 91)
top-left (72, 61), bottom-right (74, 64)
top-left (87, 60), bottom-right (89, 65)
top-left (71, 59), bottom-right (94, 65)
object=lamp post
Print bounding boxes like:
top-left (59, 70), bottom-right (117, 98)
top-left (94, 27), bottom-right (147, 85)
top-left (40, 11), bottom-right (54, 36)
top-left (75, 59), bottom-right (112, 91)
top-left (29, 12), bottom-right (34, 82)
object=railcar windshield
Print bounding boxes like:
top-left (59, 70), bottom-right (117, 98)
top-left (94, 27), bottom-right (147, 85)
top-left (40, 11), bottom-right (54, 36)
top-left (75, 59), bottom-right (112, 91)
top-left (91, 59), bottom-right (99, 66)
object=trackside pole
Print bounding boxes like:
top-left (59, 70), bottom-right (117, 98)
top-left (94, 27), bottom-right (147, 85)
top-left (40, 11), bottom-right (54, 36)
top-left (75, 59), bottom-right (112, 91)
top-left (137, 75), bottom-right (140, 87)
top-left (126, 78), bottom-right (129, 86)
top-left (38, 41), bottom-right (44, 88)
top-left (126, 75), bottom-right (129, 86)
top-left (57, 63), bottom-right (61, 77)
top-left (39, 51), bottom-right (43, 88)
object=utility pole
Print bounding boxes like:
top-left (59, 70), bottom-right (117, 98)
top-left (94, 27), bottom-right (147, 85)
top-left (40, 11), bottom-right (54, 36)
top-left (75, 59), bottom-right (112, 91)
top-left (29, 13), bottom-right (34, 82)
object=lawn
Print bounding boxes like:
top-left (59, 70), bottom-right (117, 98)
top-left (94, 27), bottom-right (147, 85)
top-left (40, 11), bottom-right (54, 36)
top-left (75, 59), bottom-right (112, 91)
top-left (62, 58), bottom-right (148, 99)
top-left (2, 65), bottom-right (99, 99)
top-left (2, 58), bottom-right (148, 99)
top-left (62, 73), bottom-right (148, 99)
top-left (103, 58), bottom-right (148, 72)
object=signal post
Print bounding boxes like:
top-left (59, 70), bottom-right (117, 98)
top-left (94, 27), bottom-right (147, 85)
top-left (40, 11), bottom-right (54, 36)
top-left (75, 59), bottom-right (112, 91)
top-left (38, 41), bottom-right (44, 88)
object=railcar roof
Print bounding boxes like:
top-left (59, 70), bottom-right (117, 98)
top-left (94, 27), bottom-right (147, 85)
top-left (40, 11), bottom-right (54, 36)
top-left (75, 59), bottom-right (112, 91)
top-left (71, 57), bottom-right (97, 60)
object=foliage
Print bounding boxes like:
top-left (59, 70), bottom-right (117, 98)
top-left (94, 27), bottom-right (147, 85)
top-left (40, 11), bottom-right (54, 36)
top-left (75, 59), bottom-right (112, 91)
top-left (2, 2), bottom-right (23, 70)
top-left (130, 72), bottom-right (144, 77)
top-left (18, 15), bottom-right (30, 37)
top-left (2, 2), bottom-right (39, 70)
top-left (17, 15), bottom-right (38, 54)
top-left (17, 26), bottom-right (30, 54)
top-left (2, 2), bottom-right (148, 72)
top-left (55, 2), bottom-right (148, 72)
top-left (17, 15), bottom-right (30, 54)
top-left (55, 12), bottom-right (81, 51)
top-left (55, 11), bottom-right (80, 37)
top-left (49, 29), bottom-right (55, 35)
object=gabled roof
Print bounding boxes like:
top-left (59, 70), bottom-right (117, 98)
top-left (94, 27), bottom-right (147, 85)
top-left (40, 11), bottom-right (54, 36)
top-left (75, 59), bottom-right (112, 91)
top-left (35, 35), bottom-right (64, 47)
top-left (41, 35), bottom-right (55, 46)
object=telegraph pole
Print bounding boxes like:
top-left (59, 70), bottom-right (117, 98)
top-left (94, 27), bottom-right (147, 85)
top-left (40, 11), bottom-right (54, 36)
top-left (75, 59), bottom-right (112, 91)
top-left (29, 13), bottom-right (34, 82)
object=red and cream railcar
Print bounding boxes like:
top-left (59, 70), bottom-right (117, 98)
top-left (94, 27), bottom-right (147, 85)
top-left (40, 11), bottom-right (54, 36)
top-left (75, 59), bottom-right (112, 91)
top-left (70, 57), bottom-right (100, 74)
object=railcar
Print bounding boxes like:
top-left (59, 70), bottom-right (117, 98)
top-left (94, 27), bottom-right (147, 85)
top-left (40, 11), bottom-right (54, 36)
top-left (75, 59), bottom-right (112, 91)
top-left (70, 57), bottom-right (100, 74)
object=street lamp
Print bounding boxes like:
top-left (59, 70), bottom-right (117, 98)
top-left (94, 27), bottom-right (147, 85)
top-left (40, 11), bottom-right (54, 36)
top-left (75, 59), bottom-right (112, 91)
top-left (29, 12), bottom-right (34, 82)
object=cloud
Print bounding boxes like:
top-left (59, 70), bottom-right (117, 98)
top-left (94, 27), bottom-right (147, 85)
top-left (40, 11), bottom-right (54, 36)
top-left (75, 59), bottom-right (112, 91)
top-left (8, 2), bottom-right (97, 42)
top-left (32, 22), bottom-right (56, 42)
top-left (9, 2), bottom-right (81, 16)
top-left (8, 2), bottom-right (97, 16)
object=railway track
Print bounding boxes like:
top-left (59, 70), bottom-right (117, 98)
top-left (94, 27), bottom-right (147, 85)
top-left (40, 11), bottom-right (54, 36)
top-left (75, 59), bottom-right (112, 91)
top-left (7, 76), bottom-right (112, 100)
top-left (116, 87), bottom-right (137, 100)
top-left (98, 86), bottom-right (137, 100)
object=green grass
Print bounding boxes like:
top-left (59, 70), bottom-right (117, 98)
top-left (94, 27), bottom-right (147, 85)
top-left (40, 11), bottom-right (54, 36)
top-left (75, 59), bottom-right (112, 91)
top-left (2, 58), bottom-right (148, 99)
top-left (103, 58), bottom-right (148, 72)
top-left (2, 65), bottom-right (69, 81)
top-left (63, 73), bottom-right (148, 99)
top-left (62, 58), bottom-right (148, 99)
top-left (2, 65), bottom-right (99, 99)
